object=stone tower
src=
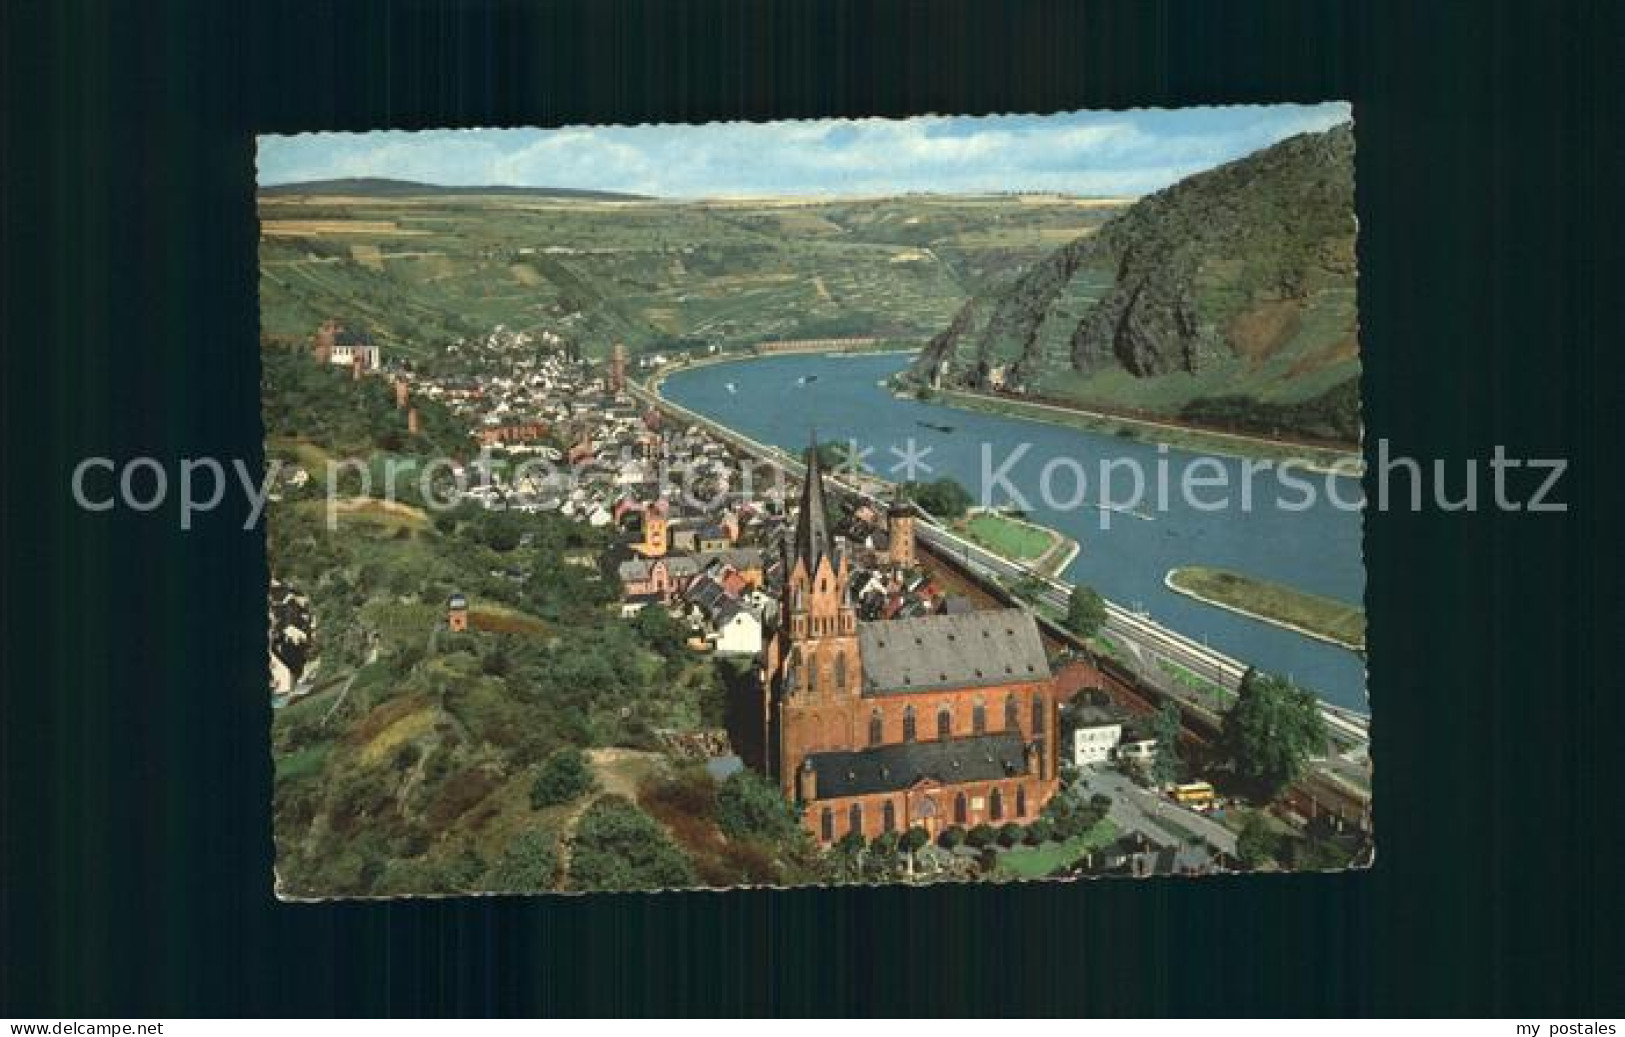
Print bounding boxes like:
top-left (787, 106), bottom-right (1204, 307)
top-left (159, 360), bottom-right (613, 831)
top-left (638, 501), bottom-right (669, 558)
top-left (313, 318), bottom-right (337, 365)
top-left (610, 342), bottom-right (627, 393)
top-left (887, 487), bottom-right (917, 568)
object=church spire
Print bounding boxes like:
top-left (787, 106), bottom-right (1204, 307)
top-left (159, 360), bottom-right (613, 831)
top-left (794, 437), bottom-right (834, 571)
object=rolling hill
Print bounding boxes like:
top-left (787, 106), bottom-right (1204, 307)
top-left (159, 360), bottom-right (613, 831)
top-left (908, 123), bottom-right (1361, 444)
top-left (260, 177), bottom-right (648, 201)
top-left (257, 189), bottom-right (1126, 362)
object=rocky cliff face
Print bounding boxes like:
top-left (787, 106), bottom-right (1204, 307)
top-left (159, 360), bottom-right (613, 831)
top-left (913, 123), bottom-right (1360, 443)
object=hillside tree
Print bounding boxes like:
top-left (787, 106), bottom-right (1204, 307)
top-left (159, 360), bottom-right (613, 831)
top-left (1149, 702), bottom-right (1183, 785)
top-left (904, 477), bottom-right (973, 520)
top-left (1064, 585), bottom-right (1108, 639)
top-left (488, 829), bottom-right (560, 891)
top-left (530, 747), bottom-right (597, 809)
top-left (716, 770), bottom-right (802, 843)
top-left (568, 795), bottom-right (695, 891)
top-left (1222, 668), bottom-right (1329, 800)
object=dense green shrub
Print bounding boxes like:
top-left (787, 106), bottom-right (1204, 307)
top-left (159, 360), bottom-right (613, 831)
top-left (1179, 378), bottom-right (1360, 444)
top-left (716, 770), bottom-right (801, 842)
top-left (488, 829), bottom-right (560, 891)
top-left (529, 747), bottom-right (596, 809)
top-left (901, 477), bottom-right (973, 520)
top-left (569, 795), bottom-right (695, 891)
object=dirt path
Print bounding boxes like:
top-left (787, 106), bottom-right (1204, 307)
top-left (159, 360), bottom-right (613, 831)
top-left (555, 748), bottom-right (667, 885)
top-left (1033, 527), bottom-right (1081, 577)
top-left (319, 643), bottom-right (379, 729)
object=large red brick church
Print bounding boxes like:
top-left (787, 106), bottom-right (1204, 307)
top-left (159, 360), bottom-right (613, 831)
top-left (761, 445), bottom-right (1061, 846)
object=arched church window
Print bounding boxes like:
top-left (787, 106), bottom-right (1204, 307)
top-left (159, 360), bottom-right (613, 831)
top-left (954, 792), bottom-right (968, 824)
top-left (1016, 787), bottom-right (1027, 819)
top-left (1032, 694), bottom-right (1047, 734)
top-left (903, 706), bottom-right (917, 742)
top-left (936, 707), bottom-right (952, 740)
top-left (972, 699), bottom-right (987, 735)
top-left (1004, 694), bottom-right (1020, 732)
top-left (990, 787), bottom-right (1004, 821)
top-left (869, 709), bottom-right (883, 747)
top-left (848, 803), bottom-right (863, 837)
top-left (834, 652), bottom-right (847, 691)
top-left (882, 800), bottom-right (897, 833)
top-left (821, 807), bottom-right (834, 843)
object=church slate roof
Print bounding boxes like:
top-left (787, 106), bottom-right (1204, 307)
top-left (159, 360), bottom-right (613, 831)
top-left (616, 555), bottom-right (700, 583)
top-left (333, 323), bottom-right (373, 347)
top-left (806, 732), bottom-right (1030, 799)
top-left (792, 443), bottom-right (836, 571)
top-left (857, 610), bottom-right (1050, 695)
top-left (616, 558), bottom-right (652, 582)
top-left (698, 546), bottom-right (764, 572)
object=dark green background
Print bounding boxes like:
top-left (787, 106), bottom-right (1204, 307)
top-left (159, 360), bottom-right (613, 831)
top-left (1, 0), bottom-right (1619, 1017)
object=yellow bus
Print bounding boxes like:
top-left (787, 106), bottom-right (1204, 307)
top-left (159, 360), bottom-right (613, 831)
top-left (1171, 782), bottom-right (1215, 808)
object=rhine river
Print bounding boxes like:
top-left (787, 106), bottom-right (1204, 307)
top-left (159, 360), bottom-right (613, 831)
top-left (661, 352), bottom-right (1370, 714)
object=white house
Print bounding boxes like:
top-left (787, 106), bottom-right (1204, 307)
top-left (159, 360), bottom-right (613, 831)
top-left (330, 340), bottom-right (381, 371)
top-left (1072, 707), bottom-right (1123, 767)
top-left (269, 651), bottom-right (294, 697)
top-left (710, 605), bottom-right (762, 656)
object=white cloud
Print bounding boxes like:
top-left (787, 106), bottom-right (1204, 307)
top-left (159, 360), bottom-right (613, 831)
top-left (258, 103), bottom-right (1351, 198)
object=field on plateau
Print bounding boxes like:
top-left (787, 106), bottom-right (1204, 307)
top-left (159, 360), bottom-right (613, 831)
top-left (258, 187), bottom-right (1128, 360)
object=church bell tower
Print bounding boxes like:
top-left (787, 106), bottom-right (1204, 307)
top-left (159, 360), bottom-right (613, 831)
top-left (767, 440), bottom-right (862, 797)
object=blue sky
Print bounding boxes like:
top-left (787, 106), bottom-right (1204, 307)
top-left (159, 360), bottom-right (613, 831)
top-left (258, 102), bottom-right (1350, 198)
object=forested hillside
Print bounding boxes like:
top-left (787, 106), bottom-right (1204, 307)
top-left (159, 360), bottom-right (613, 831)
top-left (911, 124), bottom-right (1360, 444)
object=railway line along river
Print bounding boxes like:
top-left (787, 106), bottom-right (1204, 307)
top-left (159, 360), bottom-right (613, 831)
top-left (660, 351), bottom-right (1370, 714)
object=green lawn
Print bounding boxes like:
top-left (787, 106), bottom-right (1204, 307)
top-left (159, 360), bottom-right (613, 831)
top-left (996, 820), bottom-right (1119, 879)
top-left (275, 743), bottom-right (333, 783)
top-left (1157, 658), bottom-right (1234, 708)
top-left (1091, 633), bottom-right (1124, 660)
top-left (1166, 565), bottom-right (1366, 650)
top-left (960, 512), bottom-right (1054, 562)
top-left (1146, 812), bottom-right (1209, 848)
top-left (1217, 806), bottom-right (1296, 839)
